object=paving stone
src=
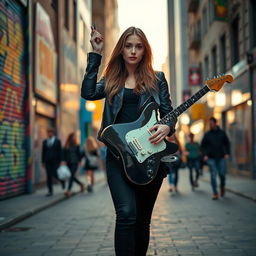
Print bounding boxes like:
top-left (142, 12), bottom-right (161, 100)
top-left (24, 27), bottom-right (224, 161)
top-left (1, 173), bottom-right (256, 255)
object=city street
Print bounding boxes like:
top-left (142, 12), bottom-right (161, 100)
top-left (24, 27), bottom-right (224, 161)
top-left (1, 171), bottom-right (256, 256)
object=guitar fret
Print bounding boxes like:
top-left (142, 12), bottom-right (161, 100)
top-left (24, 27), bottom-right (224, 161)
top-left (157, 86), bottom-right (210, 125)
top-left (188, 98), bottom-right (193, 105)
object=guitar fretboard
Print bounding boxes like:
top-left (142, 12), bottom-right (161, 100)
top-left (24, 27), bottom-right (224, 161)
top-left (157, 85), bottom-right (210, 125)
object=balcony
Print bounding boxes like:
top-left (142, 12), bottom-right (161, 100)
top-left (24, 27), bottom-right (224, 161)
top-left (188, 0), bottom-right (199, 13)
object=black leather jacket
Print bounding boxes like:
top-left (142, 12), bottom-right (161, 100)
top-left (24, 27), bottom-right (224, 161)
top-left (81, 52), bottom-right (175, 141)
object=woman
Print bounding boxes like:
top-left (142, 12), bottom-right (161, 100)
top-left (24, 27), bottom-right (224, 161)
top-left (63, 133), bottom-right (84, 197)
top-left (81, 26), bottom-right (176, 256)
top-left (84, 136), bottom-right (99, 192)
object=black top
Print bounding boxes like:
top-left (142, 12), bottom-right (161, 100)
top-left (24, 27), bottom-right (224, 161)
top-left (201, 127), bottom-right (230, 158)
top-left (63, 144), bottom-right (81, 164)
top-left (115, 88), bottom-right (140, 124)
top-left (84, 150), bottom-right (99, 170)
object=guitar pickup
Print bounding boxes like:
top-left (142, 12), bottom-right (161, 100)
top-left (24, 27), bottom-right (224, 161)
top-left (128, 142), bottom-right (138, 156)
top-left (133, 138), bottom-right (142, 150)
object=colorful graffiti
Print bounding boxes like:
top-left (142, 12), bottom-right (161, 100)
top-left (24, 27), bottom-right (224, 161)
top-left (0, 1), bottom-right (27, 199)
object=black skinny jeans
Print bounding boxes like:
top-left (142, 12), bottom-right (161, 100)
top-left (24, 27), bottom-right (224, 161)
top-left (187, 158), bottom-right (200, 186)
top-left (106, 151), bottom-right (164, 256)
top-left (67, 163), bottom-right (82, 191)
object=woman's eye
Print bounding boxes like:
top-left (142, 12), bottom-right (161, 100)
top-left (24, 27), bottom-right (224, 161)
top-left (137, 45), bottom-right (143, 49)
top-left (125, 45), bottom-right (131, 48)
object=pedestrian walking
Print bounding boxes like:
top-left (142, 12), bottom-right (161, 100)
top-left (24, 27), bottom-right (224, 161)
top-left (185, 133), bottom-right (201, 191)
top-left (81, 26), bottom-right (176, 256)
top-left (62, 132), bottom-right (85, 197)
top-left (166, 135), bottom-right (182, 193)
top-left (84, 136), bottom-right (99, 192)
top-left (42, 127), bottom-right (65, 196)
top-left (201, 117), bottom-right (230, 200)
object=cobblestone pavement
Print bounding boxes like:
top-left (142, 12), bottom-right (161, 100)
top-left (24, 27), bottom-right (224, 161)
top-left (1, 171), bottom-right (256, 256)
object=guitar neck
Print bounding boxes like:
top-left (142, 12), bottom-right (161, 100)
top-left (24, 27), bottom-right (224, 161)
top-left (157, 85), bottom-right (210, 125)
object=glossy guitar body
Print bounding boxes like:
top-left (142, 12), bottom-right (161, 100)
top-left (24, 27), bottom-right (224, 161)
top-left (100, 74), bottom-right (234, 185)
top-left (101, 102), bottom-right (178, 185)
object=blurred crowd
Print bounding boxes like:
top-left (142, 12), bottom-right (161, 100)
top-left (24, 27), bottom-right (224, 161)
top-left (166, 117), bottom-right (230, 200)
top-left (41, 117), bottom-right (230, 201)
top-left (42, 128), bottom-right (106, 197)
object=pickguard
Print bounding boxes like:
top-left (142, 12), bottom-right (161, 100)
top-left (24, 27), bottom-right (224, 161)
top-left (125, 110), bottom-right (166, 163)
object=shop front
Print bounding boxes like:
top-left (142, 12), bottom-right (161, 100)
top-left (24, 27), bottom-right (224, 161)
top-left (220, 62), bottom-right (253, 177)
top-left (0, 0), bottom-right (29, 199)
top-left (33, 2), bottom-right (58, 185)
top-left (225, 101), bottom-right (252, 176)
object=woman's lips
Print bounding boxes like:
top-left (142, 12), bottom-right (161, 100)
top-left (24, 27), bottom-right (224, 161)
top-left (129, 57), bottom-right (137, 60)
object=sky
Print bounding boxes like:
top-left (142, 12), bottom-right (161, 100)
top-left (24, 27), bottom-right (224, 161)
top-left (117, 0), bottom-right (168, 70)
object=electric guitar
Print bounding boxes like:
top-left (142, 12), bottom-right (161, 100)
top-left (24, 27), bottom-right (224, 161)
top-left (101, 75), bottom-right (234, 185)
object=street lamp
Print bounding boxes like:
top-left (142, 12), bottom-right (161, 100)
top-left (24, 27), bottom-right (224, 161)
top-left (85, 101), bottom-right (96, 112)
top-left (215, 92), bottom-right (226, 107)
top-left (231, 90), bottom-right (243, 106)
top-left (180, 113), bottom-right (190, 125)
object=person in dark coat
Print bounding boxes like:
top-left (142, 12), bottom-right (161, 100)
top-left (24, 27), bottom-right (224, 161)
top-left (63, 132), bottom-right (84, 197)
top-left (42, 127), bottom-right (65, 196)
top-left (201, 117), bottom-right (230, 200)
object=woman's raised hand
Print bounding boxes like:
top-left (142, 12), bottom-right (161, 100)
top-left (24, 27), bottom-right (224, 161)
top-left (90, 26), bottom-right (104, 55)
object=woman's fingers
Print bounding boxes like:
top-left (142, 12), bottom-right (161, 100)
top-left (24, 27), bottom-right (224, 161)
top-left (148, 125), bottom-right (167, 144)
top-left (90, 27), bottom-right (103, 41)
top-left (150, 133), bottom-right (165, 144)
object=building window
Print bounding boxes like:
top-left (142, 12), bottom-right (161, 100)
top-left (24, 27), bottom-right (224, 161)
top-left (79, 16), bottom-right (86, 49)
top-left (208, 0), bottom-right (214, 24)
top-left (202, 7), bottom-right (207, 36)
top-left (73, 0), bottom-right (77, 41)
top-left (51, 0), bottom-right (58, 12)
top-left (65, 0), bottom-right (69, 30)
top-left (204, 55), bottom-right (209, 80)
top-left (220, 34), bottom-right (226, 73)
top-left (231, 16), bottom-right (239, 65)
top-left (211, 46), bottom-right (217, 76)
top-left (250, 0), bottom-right (256, 49)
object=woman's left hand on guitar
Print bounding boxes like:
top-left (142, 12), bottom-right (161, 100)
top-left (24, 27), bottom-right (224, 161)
top-left (148, 124), bottom-right (170, 144)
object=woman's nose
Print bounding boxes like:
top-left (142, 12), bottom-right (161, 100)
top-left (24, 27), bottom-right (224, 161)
top-left (131, 47), bottom-right (136, 54)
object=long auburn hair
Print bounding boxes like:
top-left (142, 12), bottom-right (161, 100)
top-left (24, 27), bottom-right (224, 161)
top-left (104, 27), bottom-right (158, 103)
top-left (64, 132), bottom-right (78, 149)
top-left (85, 136), bottom-right (98, 153)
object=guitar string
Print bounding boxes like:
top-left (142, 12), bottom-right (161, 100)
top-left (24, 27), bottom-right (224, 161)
top-left (131, 86), bottom-right (211, 151)
top-left (156, 86), bottom-right (210, 125)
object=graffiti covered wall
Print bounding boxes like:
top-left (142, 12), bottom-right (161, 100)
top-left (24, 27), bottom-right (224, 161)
top-left (0, 0), bottom-right (28, 199)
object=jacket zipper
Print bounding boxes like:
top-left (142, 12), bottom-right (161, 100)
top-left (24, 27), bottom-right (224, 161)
top-left (139, 96), bottom-right (151, 111)
top-left (112, 93), bottom-right (124, 124)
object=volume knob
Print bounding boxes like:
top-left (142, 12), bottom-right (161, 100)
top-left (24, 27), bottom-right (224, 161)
top-left (141, 150), bottom-right (146, 155)
top-left (147, 169), bottom-right (154, 178)
top-left (147, 159), bottom-right (155, 165)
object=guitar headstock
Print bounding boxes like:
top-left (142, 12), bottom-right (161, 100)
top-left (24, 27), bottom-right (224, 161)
top-left (205, 74), bottom-right (234, 91)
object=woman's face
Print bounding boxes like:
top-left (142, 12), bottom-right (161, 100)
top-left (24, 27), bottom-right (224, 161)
top-left (122, 34), bottom-right (144, 66)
